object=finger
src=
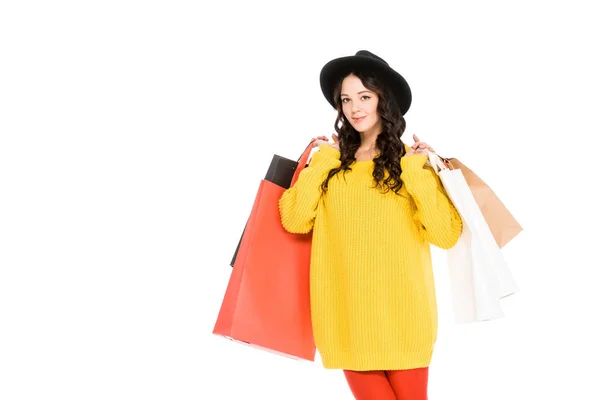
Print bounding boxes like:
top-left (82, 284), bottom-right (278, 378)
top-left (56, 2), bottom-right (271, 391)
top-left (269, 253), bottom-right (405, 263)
top-left (332, 133), bottom-right (339, 142)
top-left (413, 134), bottom-right (420, 143)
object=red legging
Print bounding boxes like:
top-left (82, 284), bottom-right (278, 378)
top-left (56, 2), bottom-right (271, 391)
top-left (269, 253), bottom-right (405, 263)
top-left (343, 367), bottom-right (429, 400)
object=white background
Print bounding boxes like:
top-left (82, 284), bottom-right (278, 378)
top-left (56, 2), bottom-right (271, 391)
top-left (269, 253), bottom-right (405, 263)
top-left (1, 1), bottom-right (599, 399)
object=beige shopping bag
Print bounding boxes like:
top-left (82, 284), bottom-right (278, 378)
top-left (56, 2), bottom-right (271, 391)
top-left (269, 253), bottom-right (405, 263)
top-left (441, 158), bottom-right (523, 248)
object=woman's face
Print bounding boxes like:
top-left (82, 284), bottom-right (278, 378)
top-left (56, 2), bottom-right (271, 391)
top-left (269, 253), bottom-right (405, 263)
top-left (340, 74), bottom-right (381, 135)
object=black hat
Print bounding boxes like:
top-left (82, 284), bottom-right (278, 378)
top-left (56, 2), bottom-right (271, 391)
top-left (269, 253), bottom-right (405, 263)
top-left (319, 50), bottom-right (412, 115)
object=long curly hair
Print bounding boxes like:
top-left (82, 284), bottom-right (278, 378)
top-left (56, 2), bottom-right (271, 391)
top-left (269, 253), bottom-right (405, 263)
top-left (320, 70), bottom-right (407, 195)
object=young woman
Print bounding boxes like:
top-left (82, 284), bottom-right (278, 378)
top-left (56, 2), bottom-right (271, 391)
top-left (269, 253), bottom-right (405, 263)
top-left (278, 50), bottom-right (463, 400)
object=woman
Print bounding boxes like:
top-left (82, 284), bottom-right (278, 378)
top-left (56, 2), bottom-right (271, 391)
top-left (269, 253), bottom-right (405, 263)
top-left (278, 50), bottom-right (462, 400)
top-left (279, 51), bottom-right (462, 400)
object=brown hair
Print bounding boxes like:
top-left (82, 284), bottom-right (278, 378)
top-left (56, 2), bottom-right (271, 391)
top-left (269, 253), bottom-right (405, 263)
top-left (320, 70), bottom-right (408, 195)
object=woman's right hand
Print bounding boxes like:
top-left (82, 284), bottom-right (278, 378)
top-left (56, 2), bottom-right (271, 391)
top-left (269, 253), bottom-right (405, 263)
top-left (312, 134), bottom-right (340, 151)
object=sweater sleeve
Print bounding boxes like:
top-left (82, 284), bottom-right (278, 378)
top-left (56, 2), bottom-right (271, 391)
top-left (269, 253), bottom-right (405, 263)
top-left (278, 144), bottom-right (342, 234)
top-left (400, 154), bottom-right (463, 249)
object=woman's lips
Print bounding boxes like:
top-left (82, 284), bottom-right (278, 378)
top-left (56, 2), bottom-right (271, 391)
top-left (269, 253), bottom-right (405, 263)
top-left (353, 116), bottom-right (366, 124)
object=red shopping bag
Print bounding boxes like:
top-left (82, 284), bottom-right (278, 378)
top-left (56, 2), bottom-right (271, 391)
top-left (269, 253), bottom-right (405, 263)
top-left (213, 141), bottom-right (316, 361)
top-left (229, 153), bottom-right (308, 267)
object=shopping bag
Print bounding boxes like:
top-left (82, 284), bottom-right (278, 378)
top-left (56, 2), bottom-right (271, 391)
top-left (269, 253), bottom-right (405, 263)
top-left (213, 141), bottom-right (316, 361)
top-left (230, 154), bottom-right (306, 267)
top-left (427, 152), bottom-right (519, 323)
top-left (446, 158), bottom-right (523, 248)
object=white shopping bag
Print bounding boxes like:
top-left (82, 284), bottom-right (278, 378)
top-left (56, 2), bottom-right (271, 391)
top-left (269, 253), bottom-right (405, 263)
top-left (427, 152), bottom-right (519, 323)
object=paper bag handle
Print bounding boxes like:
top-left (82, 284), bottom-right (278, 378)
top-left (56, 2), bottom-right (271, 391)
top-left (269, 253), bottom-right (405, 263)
top-left (427, 151), bottom-right (454, 175)
top-left (290, 140), bottom-right (316, 186)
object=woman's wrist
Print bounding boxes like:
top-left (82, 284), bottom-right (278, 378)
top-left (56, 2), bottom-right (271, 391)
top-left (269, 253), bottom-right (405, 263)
top-left (318, 144), bottom-right (341, 158)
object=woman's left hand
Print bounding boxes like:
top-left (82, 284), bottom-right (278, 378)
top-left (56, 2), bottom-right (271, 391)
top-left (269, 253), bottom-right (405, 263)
top-left (405, 134), bottom-right (435, 156)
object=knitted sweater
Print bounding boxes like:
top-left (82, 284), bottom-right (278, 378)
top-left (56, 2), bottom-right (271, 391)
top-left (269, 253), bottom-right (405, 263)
top-left (278, 144), bottom-right (462, 371)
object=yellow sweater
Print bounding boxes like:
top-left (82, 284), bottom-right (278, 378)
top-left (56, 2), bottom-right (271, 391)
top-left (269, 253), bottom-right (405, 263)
top-left (278, 144), bottom-right (462, 371)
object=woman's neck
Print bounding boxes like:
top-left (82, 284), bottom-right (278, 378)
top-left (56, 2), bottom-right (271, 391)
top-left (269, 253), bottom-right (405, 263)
top-left (358, 125), bottom-right (381, 152)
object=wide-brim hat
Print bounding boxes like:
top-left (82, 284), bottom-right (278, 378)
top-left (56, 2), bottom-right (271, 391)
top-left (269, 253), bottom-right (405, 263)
top-left (319, 50), bottom-right (412, 115)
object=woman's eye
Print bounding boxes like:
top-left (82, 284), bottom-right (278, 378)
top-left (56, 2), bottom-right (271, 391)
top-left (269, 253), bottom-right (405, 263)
top-left (341, 98), bottom-right (349, 103)
top-left (361, 95), bottom-right (370, 101)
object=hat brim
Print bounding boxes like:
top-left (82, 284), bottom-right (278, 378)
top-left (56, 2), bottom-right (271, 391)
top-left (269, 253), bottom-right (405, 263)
top-left (319, 55), bottom-right (412, 115)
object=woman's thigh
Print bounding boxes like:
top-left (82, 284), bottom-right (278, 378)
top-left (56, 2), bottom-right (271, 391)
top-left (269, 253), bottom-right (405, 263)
top-left (385, 367), bottom-right (429, 400)
top-left (343, 370), bottom-right (396, 400)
